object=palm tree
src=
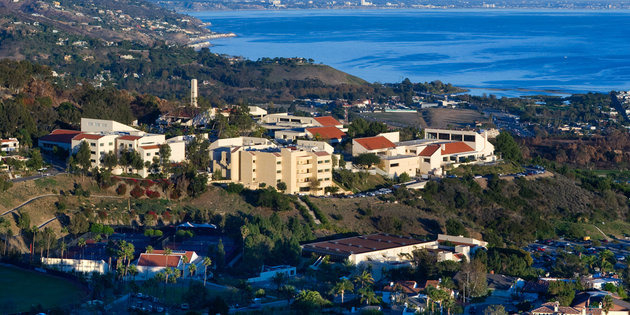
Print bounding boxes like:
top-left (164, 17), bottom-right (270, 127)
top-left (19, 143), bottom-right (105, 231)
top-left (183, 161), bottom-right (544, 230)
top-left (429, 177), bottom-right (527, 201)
top-left (60, 239), bottom-right (67, 263)
top-left (181, 255), bottom-right (189, 278)
top-left (353, 270), bottom-right (374, 290)
top-left (164, 267), bottom-right (172, 284)
top-left (359, 288), bottom-right (378, 306)
top-left (330, 279), bottom-right (354, 304)
top-left (202, 257), bottom-right (212, 287)
top-left (188, 263), bottom-right (197, 278)
top-left (603, 295), bottom-right (613, 314)
top-left (163, 248), bottom-right (172, 268)
top-left (78, 238), bottom-right (86, 259)
top-left (145, 245), bottom-right (154, 253)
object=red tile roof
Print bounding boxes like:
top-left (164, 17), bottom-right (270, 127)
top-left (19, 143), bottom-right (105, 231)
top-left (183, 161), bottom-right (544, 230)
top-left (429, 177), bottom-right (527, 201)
top-left (0, 139), bottom-right (17, 143)
top-left (354, 136), bottom-right (396, 151)
top-left (532, 302), bottom-right (582, 315)
top-left (117, 135), bottom-right (142, 141)
top-left (313, 116), bottom-right (342, 127)
top-left (313, 151), bottom-right (330, 157)
top-left (383, 281), bottom-right (421, 295)
top-left (441, 142), bottom-right (474, 155)
top-left (138, 250), bottom-right (195, 267)
top-left (39, 129), bottom-right (83, 144)
top-left (73, 134), bottom-right (104, 141)
top-left (138, 253), bottom-right (181, 267)
top-left (419, 145), bottom-right (440, 157)
top-left (306, 126), bottom-right (346, 140)
top-left (141, 145), bottom-right (160, 150)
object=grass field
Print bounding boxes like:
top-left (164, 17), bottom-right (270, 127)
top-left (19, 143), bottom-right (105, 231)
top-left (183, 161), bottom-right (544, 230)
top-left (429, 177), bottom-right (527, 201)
top-left (0, 265), bottom-right (87, 313)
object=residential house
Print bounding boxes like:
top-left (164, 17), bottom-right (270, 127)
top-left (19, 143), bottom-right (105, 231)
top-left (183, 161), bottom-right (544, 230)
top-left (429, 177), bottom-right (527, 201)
top-left (136, 249), bottom-right (200, 280)
top-left (247, 265), bottom-right (296, 283)
top-left (0, 138), bottom-right (19, 153)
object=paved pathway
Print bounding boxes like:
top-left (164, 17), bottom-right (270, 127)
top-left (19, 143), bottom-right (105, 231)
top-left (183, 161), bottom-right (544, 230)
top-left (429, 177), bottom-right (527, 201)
top-left (0, 194), bottom-right (58, 216)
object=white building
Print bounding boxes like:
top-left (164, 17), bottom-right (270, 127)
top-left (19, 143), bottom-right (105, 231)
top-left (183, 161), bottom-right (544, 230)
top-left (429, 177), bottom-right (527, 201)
top-left (136, 250), bottom-right (200, 280)
top-left (41, 257), bottom-right (109, 276)
top-left (0, 138), bottom-right (19, 152)
top-left (247, 265), bottom-right (296, 283)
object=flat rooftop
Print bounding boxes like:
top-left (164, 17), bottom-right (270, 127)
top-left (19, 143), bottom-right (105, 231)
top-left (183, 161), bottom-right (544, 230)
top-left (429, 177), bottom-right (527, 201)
top-left (302, 233), bottom-right (430, 257)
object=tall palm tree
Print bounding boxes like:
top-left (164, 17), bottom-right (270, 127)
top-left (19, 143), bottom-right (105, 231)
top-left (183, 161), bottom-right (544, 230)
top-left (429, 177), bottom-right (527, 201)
top-left (353, 270), bottom-right (374, 290)
top-left (163, 248), bottom-right (172, 268)
top-left (188, 263), bottom-right (197, 278)
top-left (330, 279), bottom-right (354, 304)
top-left (145, 245), bottom-right (154, 253)
top-left (202, 257), bottom-right (212, 287)
top-left (60, 240), bottom-right (67, 263)
top-left (181, 255), bottom-right (189, 278)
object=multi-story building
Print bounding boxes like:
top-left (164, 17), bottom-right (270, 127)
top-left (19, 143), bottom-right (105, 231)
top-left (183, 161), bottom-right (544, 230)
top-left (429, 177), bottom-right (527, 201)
top-left (210, 137), bottom-right (334, 195)
top-left (351, 129), bottom-right (496, 177)
top-left (39, 118), bottom-right (186, 177)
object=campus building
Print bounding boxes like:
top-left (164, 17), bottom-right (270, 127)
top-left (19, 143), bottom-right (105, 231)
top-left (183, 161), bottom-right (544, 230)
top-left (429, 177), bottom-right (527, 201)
top-left (136, 250), bottom-right (200, 280)
top-left (301, 234), bottom-right (487, 266)
top-left (38, 118), bottom-right (186, 177)
top-left (351, 129), bottom-right (496, 178)
top-left (210, 137), bottom-right (334, 195)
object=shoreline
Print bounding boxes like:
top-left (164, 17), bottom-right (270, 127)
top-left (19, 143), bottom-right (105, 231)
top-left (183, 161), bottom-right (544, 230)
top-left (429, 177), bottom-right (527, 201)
top-left (182, 7), bottom-right (630, 13)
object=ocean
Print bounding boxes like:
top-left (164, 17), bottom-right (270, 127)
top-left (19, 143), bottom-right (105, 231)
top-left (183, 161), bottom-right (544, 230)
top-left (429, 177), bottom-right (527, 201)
top-left (189, 9), bottom-right (630, 97)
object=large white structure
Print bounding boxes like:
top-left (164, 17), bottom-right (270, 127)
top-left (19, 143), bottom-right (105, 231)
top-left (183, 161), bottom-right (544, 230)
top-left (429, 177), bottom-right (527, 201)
top-left (209, 137), bottom-right (334, 195)
top-left (351, 129), bottom-right (496, 178)
top-left (41, 257), bottom-right (109, 276)
top-left (136, 250), bottom-right (201, 280)
top-left (302, 234), bottom-right (487, 266)
top-left (39, 118), bottom-right (186, 177)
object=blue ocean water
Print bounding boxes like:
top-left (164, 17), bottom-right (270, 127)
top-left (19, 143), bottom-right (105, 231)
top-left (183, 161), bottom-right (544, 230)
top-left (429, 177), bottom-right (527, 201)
top-left (189, 9), bottom-right (630, 96)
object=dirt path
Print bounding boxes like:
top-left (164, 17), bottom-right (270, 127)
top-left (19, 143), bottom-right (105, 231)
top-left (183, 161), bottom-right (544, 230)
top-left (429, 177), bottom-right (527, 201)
top-left (0, 194), bottom-right (58, 217)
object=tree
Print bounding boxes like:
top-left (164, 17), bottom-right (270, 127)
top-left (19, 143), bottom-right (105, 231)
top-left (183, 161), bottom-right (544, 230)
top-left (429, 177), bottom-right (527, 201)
top-left (293, 290), bottom-right (331, 313)
top-left (181, 254), bottom-right (190, 278)
top-left (484, 305), bottom-right (508, 315)
top-left (102, 151), bottom-right (118, 170)
top-left (456, 259), bottom-right (487, 301)
top-left (602, 295), bottom-right (613, 314)
top-left (188, 263), bottom-right (197, 278)
top-left (272, 272), bottom-right (288, 291)
top-left (69, 214), bottom-right (89, 235)
top-left (75, 141), bottom-right (92, 175)
top-left (26, 149), bottom-right (44, 170)
top-left (146, 245), bottom-right (154, 253)
top-left (17, 212), bottom-right (30, 231)
top-left (158, 144), bottom-right (171, 174)
top-left (330, 279), bottom-right (354, 304)
top-left (354, 153), bottom-right (381, 168)
top-left (0, 217), bottom-right (11, 256)
top-left (397, 172), bottom-right (411, 183)
top-left (495, 132), bottom-right (522, 162)
top-left (279, 285), bottom-right (296, 303)
top-left (276, 181), bottom-right (287, 192)
top-left (202, 257), bottom-right (212, 287)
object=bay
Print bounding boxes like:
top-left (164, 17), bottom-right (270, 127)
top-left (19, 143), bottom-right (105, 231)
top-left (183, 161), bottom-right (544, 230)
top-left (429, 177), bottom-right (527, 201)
top-left (189, 9), bottom-right (630, 96)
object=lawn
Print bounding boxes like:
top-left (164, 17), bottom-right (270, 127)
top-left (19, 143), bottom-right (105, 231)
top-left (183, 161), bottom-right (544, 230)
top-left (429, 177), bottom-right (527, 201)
top-left (0, 265), bottom-right (87, 313)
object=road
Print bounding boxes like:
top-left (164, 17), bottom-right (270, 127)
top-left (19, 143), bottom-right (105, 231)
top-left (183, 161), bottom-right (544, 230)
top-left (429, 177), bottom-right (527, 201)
top-left (0, 193), bottom-right (58, 217)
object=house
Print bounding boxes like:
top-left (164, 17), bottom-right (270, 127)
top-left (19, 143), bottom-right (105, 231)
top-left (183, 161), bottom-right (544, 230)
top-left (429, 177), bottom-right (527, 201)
top-left (486, 273), bottom-right (524, 298)
top-left (0, 138), bottom-right (19, 152)
top-left (247, 265), bottom-right (296, 283)
top-left (381, 281), bottom-right (423, 305)
top-left (586, 277), bottom-right (623, 290)
top-left (136, 250), bottom-right (200, 280)
top-left (532, 302), bottom-right (585, 315)
top-left (572, 291), bottom-right (630, 315)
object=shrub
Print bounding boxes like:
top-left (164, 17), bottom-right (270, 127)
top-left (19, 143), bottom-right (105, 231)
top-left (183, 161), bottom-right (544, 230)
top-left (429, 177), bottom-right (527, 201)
top-left (130, 185), bottom-right (144, 199)
top-left (141, 179), bottom-right (155, 188)
top-left (116, 184), bottom-right (127, 196)
top-left (145, 189), bottom-right (160, 199)
top-left (226, 183), bottom-right (244, 194)
top-left (170, 189), bottom-right (182, 200)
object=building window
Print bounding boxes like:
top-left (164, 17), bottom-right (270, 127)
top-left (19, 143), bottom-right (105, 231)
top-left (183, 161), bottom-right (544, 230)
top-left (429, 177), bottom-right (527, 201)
top-left (276, 161), bottom-right (281, 164)
top-left (423, 158), bottom-right (430, 163)
top-left (443, 157), bottom-right (448, 162)
top-left (317, 161), bottom-right (323, 164)
top-left (464, 135), bottom-right (475, 142)
top-left (146, 153), bottom-right (151, 156)
top-left (128, 144), bottom-right (132, 148)
top-left (451, 134), bottom-right (463, 141)
top-left (391, 163), bottom-right (399, 167)
top-left (109, 142), bottom-right (113, 146)
top-left (428, 132), bottom-right (438, 139)
top-left (318, 169), bottom-right (323, 173)
top-left (439, 133), bottom-right (450, 140)
top-left (277, 170), bottom-right (281, 173)
top-left (91, 151), bottom-right (96, 154)
top-left (299, 187), bottom-right (310, 192)
top-left (324, 160), bottom-right (330, 163)
top-left (100, 143), bottom-right (104, 147)
top-left (90, 143), bottom-right (96, 147)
